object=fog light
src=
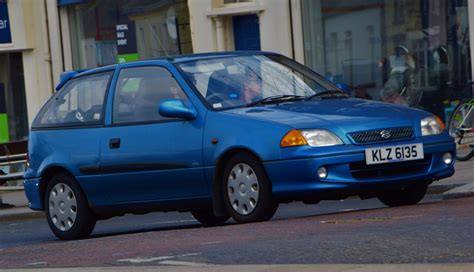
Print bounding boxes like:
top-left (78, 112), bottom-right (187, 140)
top-left (442, 153), bottom-right (453, 165)
top-left (318, 167), bottom-right (328, 179)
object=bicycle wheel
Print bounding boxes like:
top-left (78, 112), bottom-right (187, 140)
top-left (448, 100), bottom-right (474, 161)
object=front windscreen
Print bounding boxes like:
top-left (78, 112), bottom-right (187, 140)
top-left (177, 54), bottom-right (340, 110)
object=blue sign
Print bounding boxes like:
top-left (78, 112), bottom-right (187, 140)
top-left (0, 1), bottom-right (11, 44)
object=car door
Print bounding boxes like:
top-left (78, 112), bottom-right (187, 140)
top-left (98, 65), bottom-right (207, 204)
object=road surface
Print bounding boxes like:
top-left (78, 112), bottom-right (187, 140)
top-left (0, 196), bottom-right (473, 269)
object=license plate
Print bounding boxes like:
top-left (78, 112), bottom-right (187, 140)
top-left (365, 143), bottom-right (424, 165)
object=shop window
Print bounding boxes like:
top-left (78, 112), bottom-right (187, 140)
top-left (68, 0), bottom-right (192, 69)
top-left (393, 0), bottom-right (406, 24)
top-left (301, 0), bottom-right (471, 122)
top-left (0, 53), bottom-right (28, 142)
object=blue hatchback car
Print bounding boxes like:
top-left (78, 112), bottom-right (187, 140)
top-left (24, 52), bottom-right (455, 240)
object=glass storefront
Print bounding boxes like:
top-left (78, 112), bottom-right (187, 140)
top-left (301, 0), bottom-right (471, 122)
top-left (68, 0), bottom-right (192, 69)
top-left (0, 52), bottom-right (28, 143)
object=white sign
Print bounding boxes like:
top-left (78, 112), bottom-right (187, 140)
top-left (116, 24), bottom-right (128, 31)
top-left (0, 20), bottom-right (7, 29)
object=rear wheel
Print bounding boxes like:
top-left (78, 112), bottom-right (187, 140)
top-left (222, 153), bottom-right (278, 223)
top-left (377, 183), bottom-right (428, 207)
top-left (448, 101), bottom-right (474, 161)
top-left (45, 173), bottom-right (96, 240)
top-left (191, 211), bottom-right (230, 227)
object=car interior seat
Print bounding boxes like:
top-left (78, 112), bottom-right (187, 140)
top-left (207, 69), bottom-right (245, 108)
top-left (134, 76), bottom-right (176, 122)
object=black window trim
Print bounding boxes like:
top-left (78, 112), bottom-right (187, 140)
top-left (109, 65), bottom-right (193, 127)
top-left (32, 70), bottom-right (115, 131)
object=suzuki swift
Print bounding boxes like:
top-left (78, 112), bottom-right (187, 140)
top-left (24, 52), bottom-right (455, 240)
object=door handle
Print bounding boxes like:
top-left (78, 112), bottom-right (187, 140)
top-left (109, 138), bottom-right (121, 149)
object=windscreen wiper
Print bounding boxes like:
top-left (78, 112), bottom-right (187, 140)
top-left (305, 90), bottom-right (349, 100)
top-left (246, 95), bottom-right (306, 107)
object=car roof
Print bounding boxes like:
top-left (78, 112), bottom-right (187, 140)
top-left (163, 50), bottom-right (276, 63)
top-left (56, 51), bottom-right (277, 90)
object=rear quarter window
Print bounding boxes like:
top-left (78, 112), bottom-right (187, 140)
top-left (33, 72), bottom-right (112, 129)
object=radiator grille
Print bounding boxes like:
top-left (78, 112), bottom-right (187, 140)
top-left (349, 127), bottom-right (414, 144)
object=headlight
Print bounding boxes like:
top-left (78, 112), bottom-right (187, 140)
top-left (301, 129), bottom-right (343, 147)
top-left (280, 129), bottom-right (343, 147)
top-left (421, 116), bottom-right (444, 136)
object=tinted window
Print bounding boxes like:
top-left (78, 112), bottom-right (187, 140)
top-left (33, 72), bottom-right (112, 128)
top-left (113, 66), bottom-right (188, 124)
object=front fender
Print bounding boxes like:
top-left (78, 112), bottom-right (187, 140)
top-left (203, 111), bottom-right (291, 165)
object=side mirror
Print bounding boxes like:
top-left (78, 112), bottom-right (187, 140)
top-left (158, 99), bottom-right (197, 120)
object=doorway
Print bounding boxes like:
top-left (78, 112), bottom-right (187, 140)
top-left (233, 14), bottom-right (261, 51)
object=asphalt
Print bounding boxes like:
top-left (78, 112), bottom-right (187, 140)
top-left (1, 264), bottom-right (474, 272)
top-left (1, 196), bottom-right (473, 268)
top-left (0, 159), bottom-right (473, 221)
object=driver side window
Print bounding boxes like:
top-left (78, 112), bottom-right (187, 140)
top-left (36, 72), bottom-right (111, 127)
top-left (113, 66), bottom-right (188, 124)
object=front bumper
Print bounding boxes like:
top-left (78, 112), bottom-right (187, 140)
top-left (264, 138), bottom-right (455, 201)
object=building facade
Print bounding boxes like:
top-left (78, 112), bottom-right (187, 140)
top-left (0, 0), bottom-right (59, 143)
top-left (190, 0), bottom-right (473, 123)
top-left (0, 0), bottom-right (193, 144)
top-left (1, 0), bottom-right (473, 144)
top-left (188, 0), bottom-right (303, 61)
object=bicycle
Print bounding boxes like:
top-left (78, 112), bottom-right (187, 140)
top-left (448, 98), bottom-right (474, 161)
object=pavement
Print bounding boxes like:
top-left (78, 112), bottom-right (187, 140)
top-left (0, 159), bottom-right (473, 221)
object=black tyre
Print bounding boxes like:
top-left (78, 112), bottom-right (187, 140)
top-left (377, 183), bottom-right (428, 207)
top-left (191, 210), bottom-right (230, 227)
top-left (448, 100), bottom-right (474, 161)
top-left (45, 173), bottom-right (96, 240)
top-left (222, 153), bottom-right (278, 223)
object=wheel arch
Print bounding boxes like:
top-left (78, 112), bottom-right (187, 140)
top-left (39, 166), bottom-right (81, 210)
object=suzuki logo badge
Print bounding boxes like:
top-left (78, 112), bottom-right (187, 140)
top-left (380, 130), bottom-right (391, 139)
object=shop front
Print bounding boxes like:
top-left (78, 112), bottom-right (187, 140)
top-left (0, 1), bottom-right (28, 143)
top-left (301, 0), bottom-right (472, 122)
top-left (61, 0), bottom-right (192, 69)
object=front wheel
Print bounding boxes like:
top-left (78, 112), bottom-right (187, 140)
top-left (377, 183), bottom-right (428, 207)
top-left (222, 153), bottom-right (278, 223)
top-left (448, 100), bottom-right (474, 161)
top-left (45, 173), bottom-right (96, 240)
